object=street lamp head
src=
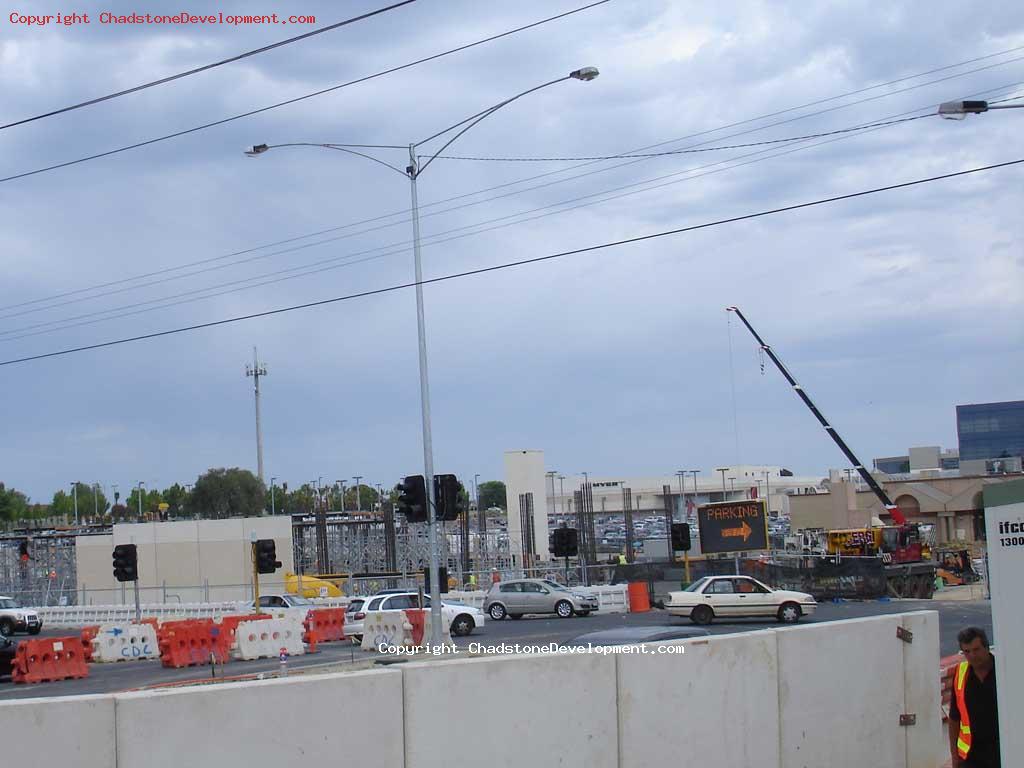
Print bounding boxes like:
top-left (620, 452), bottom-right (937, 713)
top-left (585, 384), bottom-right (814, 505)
top-left (245, 143), bottom-right (270, 157)
top-left (938, 100), bottom-right (988, 120)
top-left (569, 66), bottom-right (600, 82)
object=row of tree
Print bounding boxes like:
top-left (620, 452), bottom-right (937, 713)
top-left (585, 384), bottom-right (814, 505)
top-left (1, 473), bottom-right (509, 524)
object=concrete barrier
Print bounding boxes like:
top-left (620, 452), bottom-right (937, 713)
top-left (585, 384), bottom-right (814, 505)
top-left (617, 630), bottom-right (780, 768)
top-left (900, 612), bottom-right (943, 768)
top-left (777, 615), bottom-right (906, 767)
top-left (0, 694), bottom-right (115, 766)
top-left (35, 601), bottom-right (248, 628)
top-left (402, 651), bottom-right (618, 768)
top-left (115, 669), bottom-right (403, 768)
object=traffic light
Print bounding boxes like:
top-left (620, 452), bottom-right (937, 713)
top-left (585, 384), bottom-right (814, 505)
top-left (550, 526), bottom-right (579, 558)
top-left (255, 539), bottom-right (281, 574)
top-left (396, 475), bottom-right (427, 523)
top-left (671, 523), bottom-right (692, 552)
top-left (112, 544), bottom-right (138, 582)
top-left (434, 474), bottom-right (463, 522)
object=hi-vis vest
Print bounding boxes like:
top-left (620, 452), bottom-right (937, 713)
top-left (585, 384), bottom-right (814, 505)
top-left (953, 661), bottom-right (972, 759)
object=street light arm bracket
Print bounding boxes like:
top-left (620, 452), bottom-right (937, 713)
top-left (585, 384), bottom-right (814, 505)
top-left (245, 142), bottom-right (407, 177)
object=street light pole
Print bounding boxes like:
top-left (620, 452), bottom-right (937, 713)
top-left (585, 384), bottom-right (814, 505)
top-left (715, 467), bottom-right (729, 497)
top-left (93, 483), bottom-right (99, 520)
top-left (137, 482), bottom-right (144, 521)
top-left (247, 66), bottom-right (600, 645)
top-left (71, 482), bottom-right (79, 525)
top-left (270, 477), bottom-right (277, 516)
top-left (353, 476), bottom-right (363, 513)
top-left (675, 471), bottom-right (685, 519)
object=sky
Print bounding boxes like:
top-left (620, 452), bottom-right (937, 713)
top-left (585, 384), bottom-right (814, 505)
top-left (1, 0), bottom-right (1023, 504)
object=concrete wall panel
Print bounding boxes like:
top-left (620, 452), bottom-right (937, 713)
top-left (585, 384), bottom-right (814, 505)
top-left (618, 632), bottom-right (780, 768)
top-left (901, 611), bottom-right (942, 768)
top-left (115, 669), bottom-right (403, 768)
top-left (778, 615), bottom-right (905, 768)
top-left (0, 694), bottom-right (115, 766)
top-left (404, 651), bottom-right (617, 768)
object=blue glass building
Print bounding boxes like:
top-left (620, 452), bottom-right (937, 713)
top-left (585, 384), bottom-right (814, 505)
top-left (956, 400), bottom-right (1024, 461)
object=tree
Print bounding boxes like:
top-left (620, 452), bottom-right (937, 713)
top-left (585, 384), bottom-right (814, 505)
top-left (51, 484), bottom-right (108, 522)
top-left (0, 483), bottom-right (29, 523)
top-left (125, 488), bottom-right (164, 520)
top-left (477, 480), bottom-right (506, 511)
top-left (161, 484), bottom-right (188, 518)
top-left (191, 468), bottom-right (265, 519)
top-left (344, 484), bottom-right (379, 513)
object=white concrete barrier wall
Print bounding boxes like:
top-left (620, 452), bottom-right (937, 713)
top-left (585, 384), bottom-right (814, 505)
top-left (3, 611), bottom-right (942, 768)
top-left (618, 630), bottom-right (780, 768)
top-left (403, 651), bottom-right (619, 768)
top-left (777, 615), bottom-right (907, 766)
top-left (0, 694), bottom-right (116, 767)
top-left (115, 669), bottom-right (403, 768)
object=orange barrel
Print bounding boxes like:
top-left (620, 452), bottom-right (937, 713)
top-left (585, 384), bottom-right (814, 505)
top-left (627, 582), bottom-right (650, 613)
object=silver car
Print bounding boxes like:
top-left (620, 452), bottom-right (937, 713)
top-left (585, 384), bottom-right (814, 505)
top-left (484, 578), bottom-right (599, 620)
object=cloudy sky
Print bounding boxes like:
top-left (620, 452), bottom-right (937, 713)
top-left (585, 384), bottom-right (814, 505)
top-left (2, 0), bottom-right (1022, 503)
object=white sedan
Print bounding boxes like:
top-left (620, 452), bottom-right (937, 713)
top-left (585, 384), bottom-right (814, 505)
top-left (665, 576), bottom-right (816, 625)
top-left (345, 592), bottom-right (486, 639)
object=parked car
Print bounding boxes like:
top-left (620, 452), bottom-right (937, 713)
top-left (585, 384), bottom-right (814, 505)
top-left (0, 596), bottom-right (42, 636)
top-left (664, 576), bottom-right (816, 625)
top-left (345, 592), bottom-right (485, 640)
top-left (484, 578), bottom-right (599, 620)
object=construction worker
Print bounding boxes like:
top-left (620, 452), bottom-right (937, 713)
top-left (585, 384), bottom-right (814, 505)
top-left (616, 552), bottom-right (627, 566)
top-left (948, 626), bottom-right (1000, 768)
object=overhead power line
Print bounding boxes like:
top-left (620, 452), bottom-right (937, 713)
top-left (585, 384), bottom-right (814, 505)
top-left (428, 116), bottom-right (930, 161)
top-left (3, 64), bottom-right (1020, 326)
top-left (2, 155), bottom-right (1019, 368)
top-left (0, 1), bottom-right (419, 131)
top-left (0, 0), bottom-right (612, 184)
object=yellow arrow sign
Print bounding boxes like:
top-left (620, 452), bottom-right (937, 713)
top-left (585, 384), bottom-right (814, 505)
top-left (722, 520), bottom-right (752, 542)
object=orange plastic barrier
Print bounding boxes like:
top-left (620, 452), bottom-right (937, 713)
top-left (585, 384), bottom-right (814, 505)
top-left (12, 637), bottom-right (89, 684)
top-left (627, 582), bottom-right (651, 613)
top-left (405, 609), bottom-right (427, 645)
top-left (80, 625), bottom-right (100, 663)
top-left (304, 608), bottom-right (346, 651)
top-left (157, 619), bottom-right (217, 669)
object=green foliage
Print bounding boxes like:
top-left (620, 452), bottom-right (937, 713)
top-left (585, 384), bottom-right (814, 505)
top-left (0, 483), bottom-right (30, 522)
top-left (191, 468), bottom-right (265, 519)
top-left (477, 480), bottom-right (506, 510)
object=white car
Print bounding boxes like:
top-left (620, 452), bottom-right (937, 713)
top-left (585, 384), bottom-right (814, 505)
top-left (345, 592), bottom-right (485, 639)
top-left (665, 576), bottom-right (816, 625)
top-left (0, 595), bottom-right (42, 636)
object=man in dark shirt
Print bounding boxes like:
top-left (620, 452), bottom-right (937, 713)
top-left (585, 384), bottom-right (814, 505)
top-left (948, 626), bottom-right (1000, 768)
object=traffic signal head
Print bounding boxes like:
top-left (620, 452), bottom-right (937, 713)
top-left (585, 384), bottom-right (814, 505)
top-left (255, 539), bottom-right (282, 574)
top-left (396, 475), bottom-right (427, 523)
top-left (550, 526), bottom-right (579, 558)
top-left (434, 474), bottom-right (463, 522)
top-left (112, 544), bottom-right (139, 582)
top-left (671, 523), bottom-right (692, 552)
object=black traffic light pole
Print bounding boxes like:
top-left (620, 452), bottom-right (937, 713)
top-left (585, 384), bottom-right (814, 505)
top-left (133, 544), bottom-right (141, 624)
top-left (251, 541), bottom-right (260, 616)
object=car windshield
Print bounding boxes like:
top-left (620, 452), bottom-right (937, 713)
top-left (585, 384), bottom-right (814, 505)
top-left (683, 578), bottom-right (710, 593)
top-left (0, 598), bottom-right (20, 609)
top-left (286, 596), bottom-right (314, 606)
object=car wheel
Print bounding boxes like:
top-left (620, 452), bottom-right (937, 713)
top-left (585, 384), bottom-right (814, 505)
top-left (555, 600), bottom-right (574, 618)
top-left (28, 627), bottom-right (41, 635)
top-left (777, 602), bottom-right (801, 624)
top-left (452, 614), bottom-right (474, 637)
top-left (0, 619), bottom-right (13, 637)
top-left (690, 605), bottom-right (713, 625)
top-left (509, 614), bottom-right (523, 620)
top-left (488, 603), bottom-right (507, 621)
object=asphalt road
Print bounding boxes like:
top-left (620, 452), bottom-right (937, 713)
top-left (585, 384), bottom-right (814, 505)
top-left (0, 598), bottom-right (991, 699)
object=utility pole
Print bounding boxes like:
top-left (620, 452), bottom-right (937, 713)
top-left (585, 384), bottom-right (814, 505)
top-left (137, 482), bottom-right (145, 521)
top-left (245, 347), bottom-right (268, 485)
top-left (270, 477), bottom-right (277, 516)
top-left (353, 476), bottom-right (363, 513)
top-left (675, 471), bottom-right (685, 519)
top-left (93, 483), bottom-right (100, 520)
top-left (71, 482), bottom-right (79, 525)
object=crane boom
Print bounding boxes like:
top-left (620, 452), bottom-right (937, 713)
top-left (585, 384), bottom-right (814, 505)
top-left (725, 306), bottom-right (905, 525)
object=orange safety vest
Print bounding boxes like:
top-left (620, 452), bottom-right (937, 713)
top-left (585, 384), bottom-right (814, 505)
top-left (953, 661), bottom-right (972, 760)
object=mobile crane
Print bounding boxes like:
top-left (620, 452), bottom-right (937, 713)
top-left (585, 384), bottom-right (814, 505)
top-left (726, 306), bottom-right (937, 598)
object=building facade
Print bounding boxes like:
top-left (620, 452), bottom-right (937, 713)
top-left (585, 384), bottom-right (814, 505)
top-left (957, 400), bottom-right (1024, 462)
